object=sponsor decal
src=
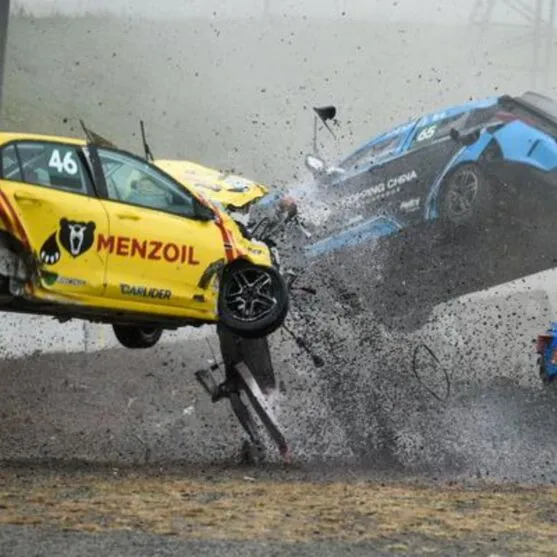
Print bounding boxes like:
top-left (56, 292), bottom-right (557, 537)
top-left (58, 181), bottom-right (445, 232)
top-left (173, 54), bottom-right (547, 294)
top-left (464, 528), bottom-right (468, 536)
top-left (195, 181), bottom-right (222, 192)
top-left (40, 218), bottom-right (96, 265)
top-left (40, 220), bottom-right (201, 267)
top-left (120, 283), bottom-right (172, 299)
top-left (56, 276), bottom-right (87, 286)
top-left (399, 197), bottom-right (421, 213)
top-left (223, 176), bottom-right (251, 192)
top-left (96, 234), bottom-right (200, 265)
top-left (40, 270), bottom-right (86, 286)
top-left (41, 271), bottom-right (58, 285)
top-left (342, 170), bottom-right (418, 207)
top-left (424, 110), bottom-right (448, 125)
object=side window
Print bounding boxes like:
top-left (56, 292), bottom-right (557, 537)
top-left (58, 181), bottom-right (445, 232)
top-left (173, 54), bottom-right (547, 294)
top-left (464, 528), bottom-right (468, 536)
top-left (408, 112), bottom-right (470, 151)
top-left (0, 145), bottom-right (22, 181)
top-left (4, 142), bottom-right (92, 194)
top-left (97, 148), bottom-right (196, 218)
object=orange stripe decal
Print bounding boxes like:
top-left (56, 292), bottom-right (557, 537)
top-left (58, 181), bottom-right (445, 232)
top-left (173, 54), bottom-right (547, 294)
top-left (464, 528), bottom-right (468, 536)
top-left (0, 197), bottom-right (15, 235)
top-left (214, 215), bottom-right (235, 262)
top-left (0, 190), bottom-right (30, 248)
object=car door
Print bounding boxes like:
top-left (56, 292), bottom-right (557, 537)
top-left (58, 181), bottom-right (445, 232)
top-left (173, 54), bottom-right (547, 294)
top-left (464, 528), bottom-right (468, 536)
top-left (336, 111), bottom-right (492, 227)
top-left (92, 146), bottom-right (226, 315)
top-left (321, 128), bottom-right (416, 231)
top-left (0, 140), bottom-right (110, 297)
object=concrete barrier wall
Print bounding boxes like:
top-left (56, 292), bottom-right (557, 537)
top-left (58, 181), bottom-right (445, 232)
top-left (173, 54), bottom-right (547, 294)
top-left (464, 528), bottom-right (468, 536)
top-left (0, 315), bottom-right (214, 359)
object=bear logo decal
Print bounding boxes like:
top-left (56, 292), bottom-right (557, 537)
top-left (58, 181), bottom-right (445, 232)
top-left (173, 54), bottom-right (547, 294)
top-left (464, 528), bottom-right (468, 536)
top-left (40, 218), bottom-right (96, 265)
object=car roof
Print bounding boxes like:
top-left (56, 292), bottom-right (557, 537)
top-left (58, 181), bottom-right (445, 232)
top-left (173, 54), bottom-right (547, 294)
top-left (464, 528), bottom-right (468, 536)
top-left (340, 95), bottom-right (501, 163)
top-left (0, 131), bottom-right (86, 147)
top-left (416, 96), bottom-right (500, 124)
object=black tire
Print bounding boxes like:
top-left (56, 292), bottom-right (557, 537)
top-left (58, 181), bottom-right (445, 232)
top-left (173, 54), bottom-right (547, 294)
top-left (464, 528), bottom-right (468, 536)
top-left (112, 325), bottom-right (163, 349)
top-left (218, 261), bottom-right (289, 339)
top-left (217, 323), bottom-right (276, 392)
top-left (438, 163), bottom-right (492, 227)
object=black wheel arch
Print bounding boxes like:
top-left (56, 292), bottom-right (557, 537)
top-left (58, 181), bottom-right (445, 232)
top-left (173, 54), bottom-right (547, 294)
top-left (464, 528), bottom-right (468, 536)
top-left (0, 230), bottom-right (27, 254)
top-left (217, 257), bottom-right (289, 339)
top-left (436, 136), bottom-right (501, 205)
top-left (435, 160), bottom-right (493, 225)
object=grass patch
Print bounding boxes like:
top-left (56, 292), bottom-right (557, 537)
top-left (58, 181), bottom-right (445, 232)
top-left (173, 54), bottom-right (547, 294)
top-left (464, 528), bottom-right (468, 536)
top-left (1, 468), bottom-right (557, 554)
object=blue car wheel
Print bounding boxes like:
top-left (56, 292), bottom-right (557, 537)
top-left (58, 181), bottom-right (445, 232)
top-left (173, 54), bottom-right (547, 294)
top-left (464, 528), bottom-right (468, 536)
top-left (438, 163), bottom-right (492, 226)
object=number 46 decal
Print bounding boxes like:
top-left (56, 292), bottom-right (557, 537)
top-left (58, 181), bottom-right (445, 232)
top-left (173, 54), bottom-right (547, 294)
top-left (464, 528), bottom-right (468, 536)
top-left (48, 149), bottom-right (78, 175)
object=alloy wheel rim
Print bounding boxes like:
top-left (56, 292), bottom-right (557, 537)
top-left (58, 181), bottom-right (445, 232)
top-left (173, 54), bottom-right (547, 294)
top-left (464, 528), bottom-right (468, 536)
top-left (446, 169), bottom-right (479, 219)
top-left (224, 268), bottom-right (278, 322)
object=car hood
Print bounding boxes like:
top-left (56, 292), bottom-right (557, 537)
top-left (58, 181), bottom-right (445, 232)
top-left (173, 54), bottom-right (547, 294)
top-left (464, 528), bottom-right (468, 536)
top-left (154, 159), bottom-right (268, 209)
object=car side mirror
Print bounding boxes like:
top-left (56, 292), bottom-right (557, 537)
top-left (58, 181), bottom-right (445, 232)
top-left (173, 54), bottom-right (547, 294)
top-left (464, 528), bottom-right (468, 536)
top-left (449, 128), bottom-right (460, 142)
top-left (193, 199), bottom-right (215, 221)
top-left (325, 166), bottom-right (346, 177)
top-left (450, 127), bottom-right (480, 146)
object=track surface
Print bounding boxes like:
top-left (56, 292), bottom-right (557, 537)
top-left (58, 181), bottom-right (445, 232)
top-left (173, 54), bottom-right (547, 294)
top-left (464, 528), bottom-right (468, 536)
top-left (3, 9), bottom-right (557, 556)
top-left (2, 466), bottom-right (557, 557)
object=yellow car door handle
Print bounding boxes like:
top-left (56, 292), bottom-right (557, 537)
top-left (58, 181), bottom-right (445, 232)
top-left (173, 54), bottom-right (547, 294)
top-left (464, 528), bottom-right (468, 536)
top-left (14, 192), bottom-right (41, 203)
top-left (116, 213), bottom-right (140, 221)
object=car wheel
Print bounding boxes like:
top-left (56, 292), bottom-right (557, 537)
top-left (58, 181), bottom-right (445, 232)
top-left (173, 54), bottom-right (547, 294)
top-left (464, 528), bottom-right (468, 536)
top-left (218, 261), bottom-right (289, 339)
top-left (112, 325), bottom-right (163, 349)
top-left (438, 163), bottom-right (492, 227)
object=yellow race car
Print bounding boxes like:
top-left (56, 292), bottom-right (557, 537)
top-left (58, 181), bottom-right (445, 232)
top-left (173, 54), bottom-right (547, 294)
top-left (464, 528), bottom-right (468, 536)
top-left (138, 120), bottom-right (269, 217)
top-left (155, 159), bottom-right (268, 214)
top-left (0, 123), bottom-right (290, 348)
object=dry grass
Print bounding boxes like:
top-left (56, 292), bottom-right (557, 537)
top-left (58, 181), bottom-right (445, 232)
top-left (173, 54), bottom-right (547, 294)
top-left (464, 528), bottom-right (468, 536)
top-left (1, 469), bottom-right (557, 554)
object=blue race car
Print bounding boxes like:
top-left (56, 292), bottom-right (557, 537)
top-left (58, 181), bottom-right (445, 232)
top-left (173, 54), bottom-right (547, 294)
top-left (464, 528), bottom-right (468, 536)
top-left (251, 91), bottom-right (557, 332)
top-left (258, 90), bottom-right (557, 259)
top-left (536, 323), bottom-right (557, 384)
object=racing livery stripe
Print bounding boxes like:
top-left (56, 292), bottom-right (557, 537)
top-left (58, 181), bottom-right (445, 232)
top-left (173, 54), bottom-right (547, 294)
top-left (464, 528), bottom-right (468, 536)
top-left (214, 217), bottom-right (236, 262)
top-left (226, 228), bottom-right (246, 258)
top-left (0, 195), bottom-right (15, 235)
top-left (193, 193), bottom-right (239, 261)
top-left (0, 193), bottom-right (34, 296)
top-left (0, 190), bottom-right (30, 248)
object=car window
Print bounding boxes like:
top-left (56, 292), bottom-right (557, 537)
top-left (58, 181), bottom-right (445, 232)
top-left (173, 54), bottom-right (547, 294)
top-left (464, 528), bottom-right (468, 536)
top-left (1, 141), bottom-right (92, 194)
top-left (97, 148), bottom-right (196, 218)
top-left (407, 112), bottom-right (470, 151)
top-left (0, 145), bottom-right (22, 181)
top-left (339, 133), bottom-right (404, 173)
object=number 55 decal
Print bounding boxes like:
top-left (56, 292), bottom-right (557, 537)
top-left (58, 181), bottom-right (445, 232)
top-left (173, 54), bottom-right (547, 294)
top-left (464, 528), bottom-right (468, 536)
top-left (416, 125), bottom-right (437, 142)
top-left (49, 149), bottom-right (78, 175)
